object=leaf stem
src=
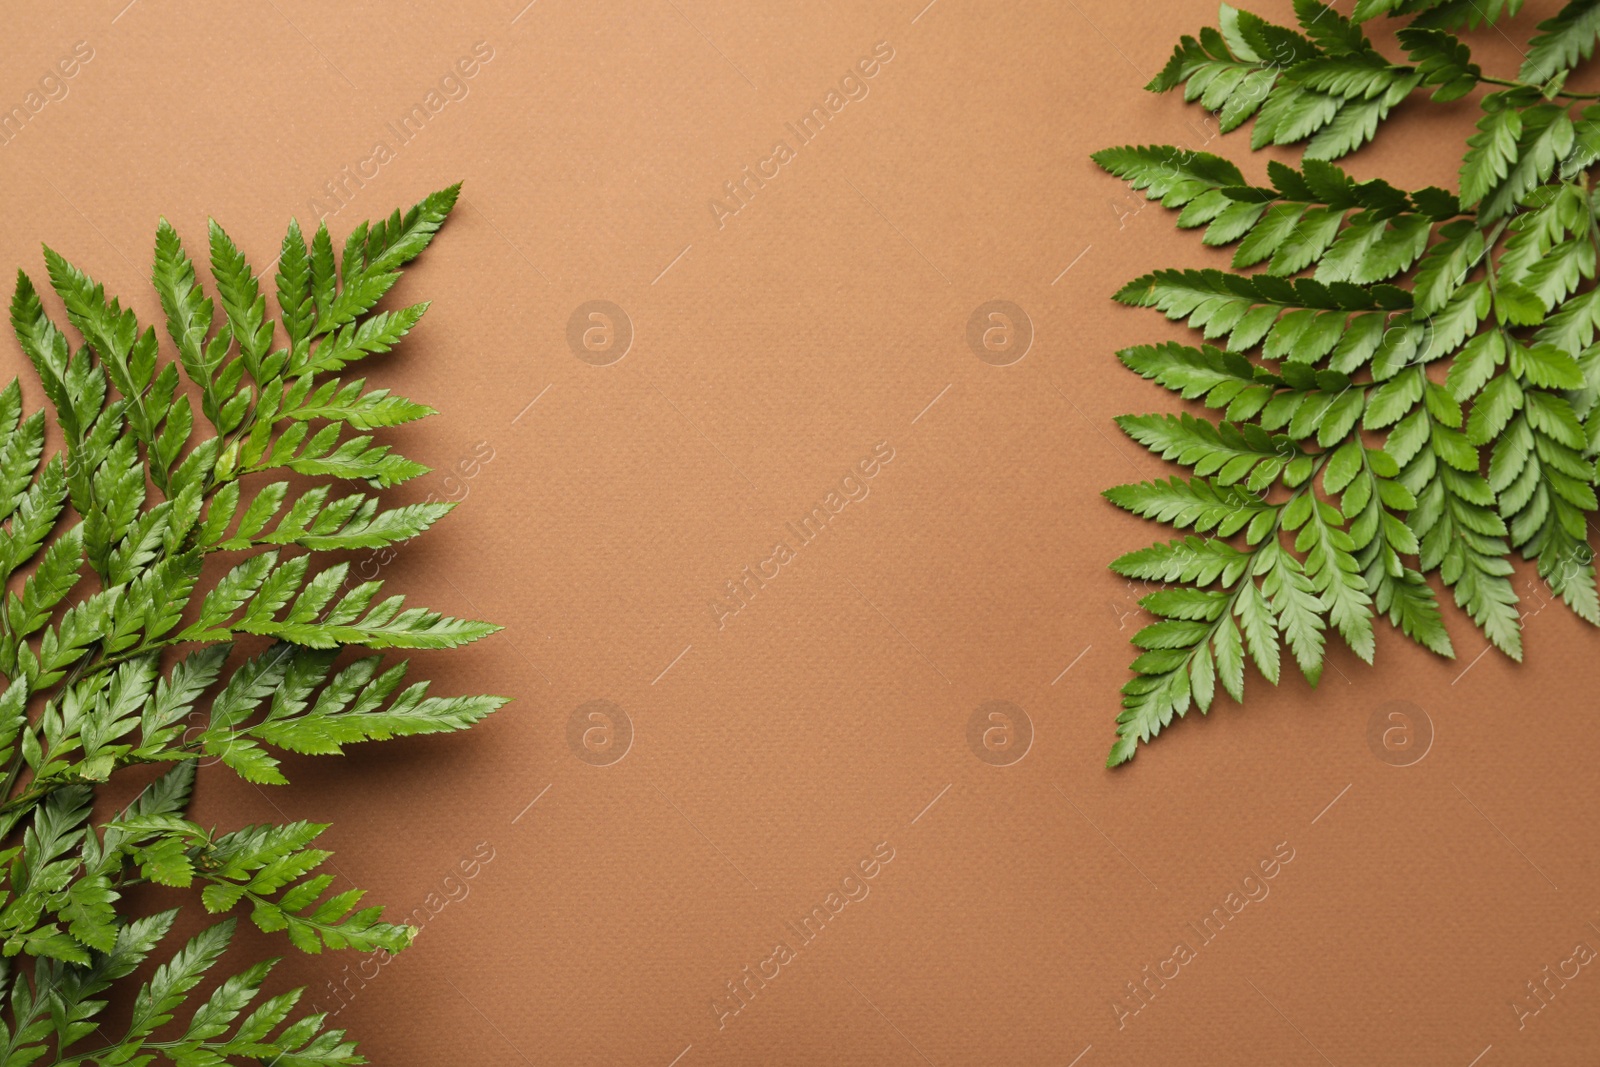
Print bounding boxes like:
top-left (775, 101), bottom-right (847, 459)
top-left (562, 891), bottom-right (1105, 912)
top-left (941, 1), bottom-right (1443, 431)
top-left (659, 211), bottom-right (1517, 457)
top-left (1479, 74), bottom-right (1600, 100)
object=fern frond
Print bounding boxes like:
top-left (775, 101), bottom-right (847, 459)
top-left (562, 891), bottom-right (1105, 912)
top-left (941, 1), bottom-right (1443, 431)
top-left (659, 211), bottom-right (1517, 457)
top-left (1099, 3), bottom-right (1600, 763)
top-left (0, 187), bottom-right (505, 1062)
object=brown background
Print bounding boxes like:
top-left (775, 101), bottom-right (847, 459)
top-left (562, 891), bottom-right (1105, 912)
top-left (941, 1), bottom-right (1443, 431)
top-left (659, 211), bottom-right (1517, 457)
top-left (1, 0), bottom-right (1597, 1063)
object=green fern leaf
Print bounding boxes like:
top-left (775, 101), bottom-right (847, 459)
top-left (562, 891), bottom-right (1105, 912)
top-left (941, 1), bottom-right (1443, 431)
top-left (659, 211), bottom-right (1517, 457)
top-left (0, 188), bottom-right (498, 1063)
top-left (1521, 0), bottom-right (1600, 83)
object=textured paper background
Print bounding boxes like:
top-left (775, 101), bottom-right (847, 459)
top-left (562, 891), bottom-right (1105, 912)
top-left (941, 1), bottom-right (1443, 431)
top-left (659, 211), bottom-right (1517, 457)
top-left (1, 1), bottom-right (1597, 1063)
